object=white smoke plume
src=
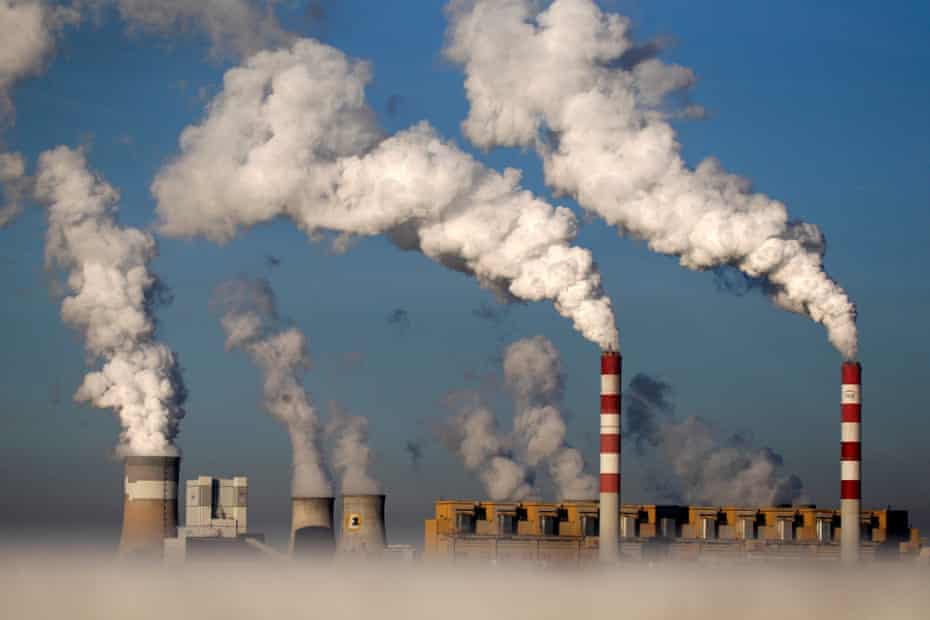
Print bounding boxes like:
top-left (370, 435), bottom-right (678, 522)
top-left (440, 391), bottom-right (533, 501)
top-left (326, 401), bottom-right (380, 495)
top-left (441, 336), bottom-right (596, 501)
top-left (0, 0), bottom-right (79, 119)
top-left (0, 0), bottom-right (79, 228)
top-left (212, 277), bottom-right (332, 498)
top-left (445, 0), bottom-right (858, 359)
top-left (625, 373), bottom-right (804, 506)
top-left (34, 146), bottom-right (185, 456)
top-left (503, 336), bottom-right (596, 500)
top-left (152, 38), bottom-right (619, 350)
top-left (85, 0), bottom-right (291, 59)
top-left (0, 150), bottom-right (28, 227)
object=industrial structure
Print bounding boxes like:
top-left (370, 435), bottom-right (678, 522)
top-left (599, 350), bottom-right (621, 562)
top-left (163, 475), bottom-right (270, 562)
top-left (424, 500), bottom-right (922, 564)
top-left (119, 455), bottom-right (180, 556)
top-left (338, 494), bottom-right (387, 556)
top-left (290, 496), bottom-right (336, 556)
top-left (110, 353), bottom-right (914, 567)
top-left (841, 361), bottom-right (862, 563)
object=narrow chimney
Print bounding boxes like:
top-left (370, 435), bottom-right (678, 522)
top-left (290, 497), bottom-right (335, 557)
top-left (841, 361), bottom-right (862, 563)
top-left (119, 455), bottom-right (179, 557)
top-left (338, 494), bottom-right (386, 556)
top-left (599, 350), bottom-right (621, 562)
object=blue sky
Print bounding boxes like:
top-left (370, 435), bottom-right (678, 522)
top-left (1, 0), bottom-right (928, 545)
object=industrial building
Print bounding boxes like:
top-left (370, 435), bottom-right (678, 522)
top-left (424, 500), bottom-right (923, 564)
top-left (163, 475), bottom-right (277, 563)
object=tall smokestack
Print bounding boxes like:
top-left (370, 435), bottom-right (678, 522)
top-left (338, 494), bottom-right (386, 556)
top-left (290, 497), bottom-right (336, 557)
top-left (841, 362), bottom-right (862, 563)
top-left (599, 350), bottom-right (621, 562)
top-left (119, 456), bottom-right (179, 556)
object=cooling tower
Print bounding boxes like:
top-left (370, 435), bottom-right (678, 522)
top-left (599, 350), bottom-right (621, 562)
top-left (119, 455), bottom-right (179, 556)
top-left (841, 361), bottom-right (862, 563)
top-left (290, 497), bottom-right (335, 557)
top-left (338, 494), bottom-right (386, 555)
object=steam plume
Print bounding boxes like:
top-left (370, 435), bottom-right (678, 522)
top-left (625, 372), bottom-right (803, 506)
top-left (503, 336), bottom-right (596, 500)
top-left (0, 0), bottom-right (78, 228)
top-left (92, 0), bottom-right (291, 59)
top-left (440, 390), bottom-right (533, 501)
top-left (446, 0), bottom-right (857, 358)
top-left (0, 151), bottom-right (27, 227)
top-left (441, 336), bottom-right (596, 500)
top-left (326, 401), bottom-right (380, 495)
top-left (212, 277), bottom-right (331, 497)
top-left (153, 38), bottom-right (619, 350)
top-left (34, 146), bottom-right (185, 456)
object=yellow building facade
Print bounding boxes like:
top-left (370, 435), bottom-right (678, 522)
top-left (424, 500), bottom-right (921, 564)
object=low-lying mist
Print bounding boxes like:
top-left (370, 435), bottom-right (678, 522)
top-left (3, 545), bottom-right (927, 619)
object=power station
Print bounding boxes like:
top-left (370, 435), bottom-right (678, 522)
top-left (114, 352), bottom-right (924, 565)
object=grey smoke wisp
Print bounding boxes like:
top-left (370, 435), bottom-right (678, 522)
top-left (625, 372), bottom-right (804, 506)
top-left (439, 390), bottom-right (533, 501)
top-left (446, 0), bottom-right (857, 359)
top-left (152, 37), bottom-right (619, 350)
top-left (83, 0), bottom-right (290, 59)
top-left (404, 439), bottom-right (423, 471)
top-left (441, 336), bottom-right (596, 501)
top-left (326, 401), bottom-right (380, 495)
top-left (386, 307), bottom-right (411, 333)
top-left (34, 146), bottom-right (186, 456)
top-left (503, 336), bottom-right (596, 500)
top-left (212, 276), bottom-right (332, 498)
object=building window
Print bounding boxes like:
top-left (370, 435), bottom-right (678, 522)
top-left (498, 514), bottom-right (517, 535)
top-left (455, 512), bottom-right (475, 535)
top-left (582, 515), bottom-right (599, 537)
top-left (539, 515), bottom-right (559, 536)
top-left (816, 519), bottom-right (833, 543)
top-left (776, 519), bottom-right (794, 541)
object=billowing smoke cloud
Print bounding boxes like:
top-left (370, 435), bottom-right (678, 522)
top-left (503, 336), bottom-right (596, 500)
top-left (444, 395), bottom-right (533, 501)
top-left (0, 151), bottom-right (28, 227)
top-left (34, 146), bottom-right (185, 456)
top-left (441, 336), bottom-right (596, 501)
top-left (0, 1), bottom-right (79, 228)
top-left (0, 0), bottom-right (78, 119)
top-left (326, 401), bottom-right (380, 495)
top-left (440, 391), bottom-right (533, 501)
top-left (446, 0), bottom-right (857, 359)
top-left (94, 0), bottom-right (291, 59)
top-left (152, 38), bottom-right (619, 350)
top-left (625, 373), bottom-right (804, 506)
top-left (212, 277), bottom-right (332, 498)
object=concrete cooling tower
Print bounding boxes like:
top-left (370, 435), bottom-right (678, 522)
top-left (338, 494), bottom-right (386, 555)
top-left (119, 455), bottom-right (180, 556)
top-left (290, 497), bottom-right (336, 557)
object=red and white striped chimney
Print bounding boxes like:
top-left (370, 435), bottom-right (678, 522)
top-left (599, 350), bottom-right (621, 562)
top-left (840, 361), bottom-right (862, 563)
